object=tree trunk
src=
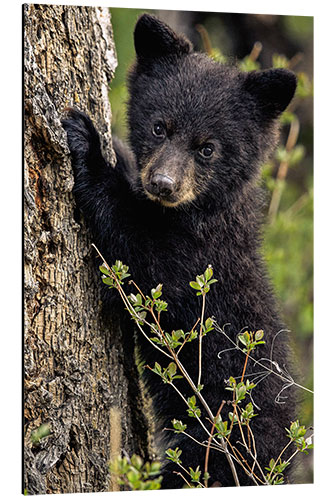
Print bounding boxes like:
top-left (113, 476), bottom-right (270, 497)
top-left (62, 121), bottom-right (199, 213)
top-left (24, 4), bottom-right (148, 494)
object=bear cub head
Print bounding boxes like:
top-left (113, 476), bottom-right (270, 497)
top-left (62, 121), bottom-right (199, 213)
top-left (127, 14), bottom-right (297, 209)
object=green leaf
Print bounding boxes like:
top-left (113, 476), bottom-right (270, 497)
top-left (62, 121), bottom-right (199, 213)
top-left (210, 48), bottom-right (227, 64)
top-left (172, 329), bottom-right (184, 341)
top-left (272, 53), bottom-right (290, 69)
top-left (151, 284), bottom-right (163, 299)
top-left (165, 447), bottom-right (182, 464)
top-left (229, 411), bottom-right (238, 423)
top-left (189, 330), bottom-right (198, 341)
top-left (131, 454), bottom-right (143, 470)
top-left (154, 299), bottom-right (168, 312)
top-left (196, 274), bottom-right (205, 287)
top-left (254, 329), bottom-right (264, 341)
top-left (189, 466), bottom-right (201, 483)
top-left (188, 395), bottom-right (196, 407)
top-left (207, 278), bottom-right (218, 286)
top-left (149, 462), bottom-right (161, 475)
top-left (239, 56), bottom-right (261, 72)
top-left (204, 266), bottom-right (213, 280)
top-left (102, 276), bottom-right (114, 286)
top-left (238, 334), bottom-right (248, 346)
top-left (99, 264), bottom-right (110, 275)
top-left (172, 419), bottom-right (187, 433)
top-left (152, 362), bottom-right (162, 375)
top-left (167, 362), bottom-right (177, 377)
top-left (189, 281), bottom-right (201, 290)
top-left (205, 318), bottom-right (213, 328)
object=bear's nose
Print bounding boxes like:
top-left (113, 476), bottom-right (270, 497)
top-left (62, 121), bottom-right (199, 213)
top-left (150, 174), bottom-right (176, 197)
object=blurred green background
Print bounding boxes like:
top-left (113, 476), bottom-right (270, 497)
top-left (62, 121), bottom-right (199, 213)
top-left (109, 7), bottom-right (313, 482)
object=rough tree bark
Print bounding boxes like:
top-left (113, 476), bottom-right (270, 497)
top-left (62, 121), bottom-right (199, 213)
top-left (24, 4), bottom-right (148, 494)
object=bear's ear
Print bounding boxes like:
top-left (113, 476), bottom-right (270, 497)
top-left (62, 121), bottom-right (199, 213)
top-left (243, 68), bottom-right (297, 119)
top-left (134, 14), bottom-right (192, 63)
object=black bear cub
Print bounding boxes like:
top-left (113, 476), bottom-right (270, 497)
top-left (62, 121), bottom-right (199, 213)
top-left (63, 14), bottom-right (297, 489)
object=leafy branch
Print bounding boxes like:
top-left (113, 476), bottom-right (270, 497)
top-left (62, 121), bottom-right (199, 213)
top-left (94, 245), bottom-right (313, 488)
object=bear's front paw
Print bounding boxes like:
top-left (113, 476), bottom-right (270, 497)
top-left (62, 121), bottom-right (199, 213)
top-left (62, 108), bottom-right (101, 161)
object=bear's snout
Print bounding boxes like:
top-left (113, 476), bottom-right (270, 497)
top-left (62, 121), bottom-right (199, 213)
top-left (148, 173), bottom-right (176, 198)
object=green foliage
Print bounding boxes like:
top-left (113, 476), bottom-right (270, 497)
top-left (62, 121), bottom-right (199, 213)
top-left (186, 395), bottom-right (201, 418)
top-left (238, 329), bottom-right (265, 353)
top-left (226, 378), bottom-right (256, 405)
top-left (151, 283), bottom-right (163, 299)
top-left (275, 144), bottom-right (305, 166)
top-left (97, 258), bottom-right (313, 488)
top-left (202, 317), bottom-right (214, 336)
top-left (150, 361), bottom-right (183, 384)
top-left (166, 449), bottom-right (204, 487)
top-left (172, 419), bottom-right (187, 433)
top-left (100, 260), bottom-right (130, 287)
top-left (265, 420), bottom-right (313, 484)
top-left (264, 192), bottom-right (313, 338)
top-left (214, 417), bottom-right (231, 438)
top-left (240, 402), bottom-right (257, 425)
top-left (110, 454), bottom-right (162, 490)
top-left (264, 189), bottom-right (313, 427)
top-left (265, 458), bottom-right (290, 485)
top-left (151, 329), bottom-right (197, 349)
top-left (109, 7), bottom-right (152, 139)
top-left (295, 72), bottom-right (313, 98)
top-left (166, 447), bottom-right (182, 464)
top-left (189, 265), bottom-right (218, 296)
top-left (238, 56), bottom-right (261, 72)
top-left (283, 16), bottom-right (313, 43)
top-left (272, 53), bottom-right (290, 69)
top-left (286, 420), bottom-right (313, 453)
top-left (209, 47), bottom-right (227, 64)
top-left (189, 466), bottom-right (201, 484)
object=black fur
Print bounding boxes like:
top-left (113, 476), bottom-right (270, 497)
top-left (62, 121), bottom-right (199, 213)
top-left (62, 14), bottom-right (297, 489)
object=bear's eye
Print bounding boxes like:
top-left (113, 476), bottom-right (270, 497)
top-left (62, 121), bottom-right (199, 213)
top-left (152, 122), bottom-right (166, 138)
top-left (199, 143), bottom-right (215, 159)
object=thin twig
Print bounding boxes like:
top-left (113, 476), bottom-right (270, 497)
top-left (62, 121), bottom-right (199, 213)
top-left (197, 292), bottom-right (206, 387)
top-left (163, 428), bottom-right (216, 450)
top-left (225, 436), bottom-right (262, 485)
top-left (173, 471), bottom-right (192, 488)
top-left (241, 350), bottom-right (250, 382)
top-left (287, 52), bottom-right (303, 69)
top-left (249, 41), bottom-right (262, 62)
top-left (204, 400), bottom-right (225, 487)
top-left (195, 24), bottom-right (213, 56)
top-left (177, 317), bottom-right (200, 356)
top-left (129, 280), bottom-right (147, 300)
top-left (234, 406), bottom-right (247, 450)
top-left (266, 439), bottom-right (292, 482)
